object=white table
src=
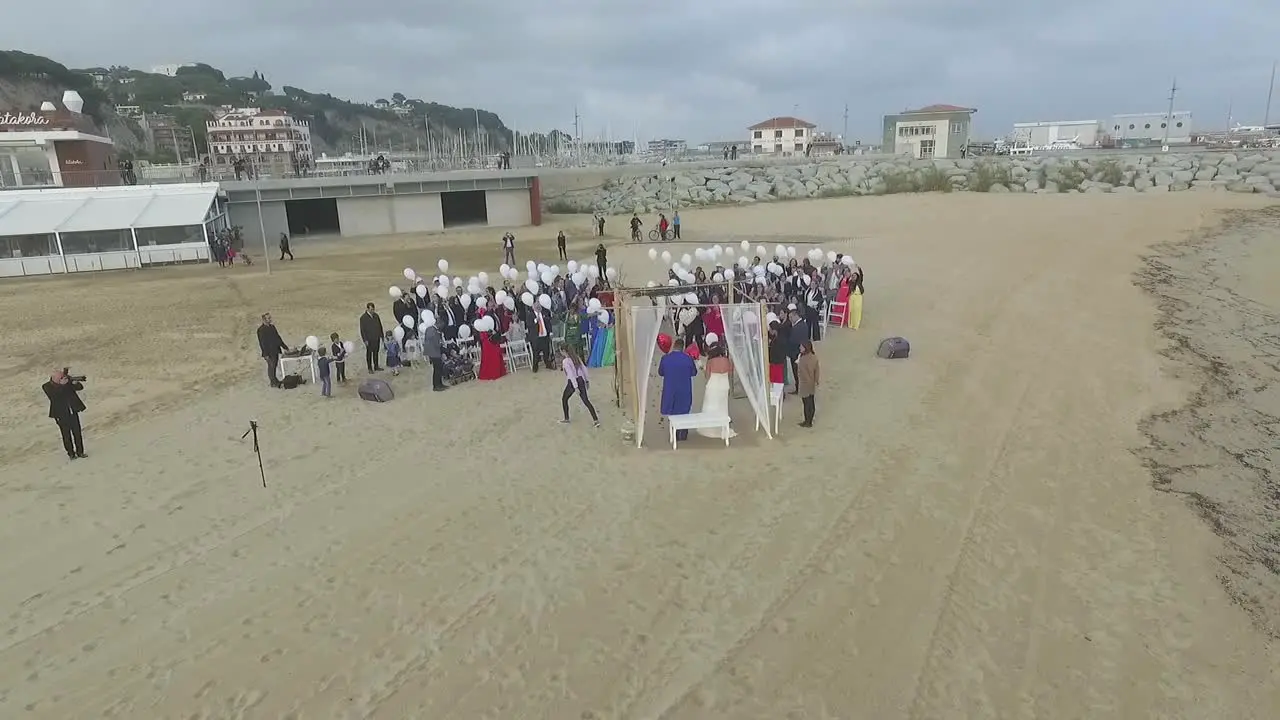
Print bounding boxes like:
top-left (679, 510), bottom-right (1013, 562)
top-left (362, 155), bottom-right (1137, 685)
top-left (668, 413), bottom-right (732, 449)
top-left (279, 355), bottom-right (318, 384)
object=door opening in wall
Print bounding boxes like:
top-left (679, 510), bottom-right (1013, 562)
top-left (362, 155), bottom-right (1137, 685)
top-left (919, 140), bottom-right (935, 159)
top-left (285, 198), bottom-right (341, 236)
top-left (440, 190), bottom-right (488, 228)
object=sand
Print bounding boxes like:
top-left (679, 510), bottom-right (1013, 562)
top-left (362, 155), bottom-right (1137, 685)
top-left (2, 192), bottom-right (1279, 719)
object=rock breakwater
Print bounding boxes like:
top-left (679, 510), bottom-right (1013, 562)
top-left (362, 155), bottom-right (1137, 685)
top-left (543, 152), bottom-right (1280, 214)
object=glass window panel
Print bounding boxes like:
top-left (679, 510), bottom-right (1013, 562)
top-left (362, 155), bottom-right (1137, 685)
top-left (59, 229), bottom-right (134, 254)
top-left (135, 225), bottom-right (203, 246)
top-left (0, 234), bottom-right (59, 258)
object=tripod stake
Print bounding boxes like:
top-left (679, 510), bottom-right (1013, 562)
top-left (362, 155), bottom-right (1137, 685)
top-left (241, 421), bottom-right (267, 488)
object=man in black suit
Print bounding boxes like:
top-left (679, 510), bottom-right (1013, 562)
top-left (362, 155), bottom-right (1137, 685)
top-left (43, 368), bottom-right (87, 460)
top-left (359, 303), bottom-right (384, 372)
top-left (256, 312), bottom-right (290, 388)
top-left (391, 292), bottom-right (415, 341)
top-left (524, 302), bottom-right (554, 372)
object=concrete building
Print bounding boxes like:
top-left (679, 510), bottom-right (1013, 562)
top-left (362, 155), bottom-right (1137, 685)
top-left (207, 108), bottom-right (313, 179)
top-left (647, 138), bottom-right (687, 155)
top-left (0, 183), bottom-right (222, 277)
top-left (143, 114), bottom-right (199, 163)
top-left (881, 104), bottom-right (977, 159)
top-left (150, 64), bottom-right (190, 77)
top-left (749, 116), bottom-right (816, 156)
top-left (0, 92), bottom-right (121, 189)
top-left (220, 169), bottom-right (542, 247)
top-left (1108, 112), bottom-right (1193, 147)
top-left (1011, 120), bottom-right (1102, 148)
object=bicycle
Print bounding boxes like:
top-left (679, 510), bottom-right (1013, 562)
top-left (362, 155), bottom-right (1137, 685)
top-left (649, 228), bottom-right (674, 242)
top-left (631, 228), bottom-right (643, 243)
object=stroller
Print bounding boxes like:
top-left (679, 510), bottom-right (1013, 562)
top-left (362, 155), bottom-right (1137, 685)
top-left (441, 343), bottom-right (476, 384)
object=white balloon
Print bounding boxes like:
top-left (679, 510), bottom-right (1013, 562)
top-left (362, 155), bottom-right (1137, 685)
top-left (755, 276), bottom-right (766, 284)
top-left (535, 263), bottom-right (546, 275)
top-left (495, 289), bottom-right (508, 302)
top-left (588, 265), bottom-right (600, 279)
top-left (757, 245), bottom-right (767, 256)
top-left (787, 246), bottom-right (797, 257)
top-left (503, 296), bottom-right (516, 310)
top-left (343, 340), bottom-right (355, 354)
top-left (753, 265), bottom-right (766, 276)
top-left (476, 296), bottom-right (489, 308)
top-left (415, 284), bottom-right (428, 298)
top-left (521, 291), bottom-right (534, 306)
top-left (539, 270), bottom-right (553, 285)
top-left (671, 293), bottom-right (684, 305)
top-left (392, 326), bottom-right (405, 342)
top-left (605, 267), bottom-right (618, 281)
top-left (801, 275), bottom-right (811, 286)
top-left (725, 268), bottom-right (736, 280)
top-left (766, 312), bottom-right (779, 324)
top-left (567, 260), bottom-right (579, 273)
top-left (713, 245), bottom-right (723, 255)
top-left (827, 251), bottom-right (837, 263)
top-left (646, 280), bottom-right (657, 287)
top-left (712, 272), bottom-right (723, 282)
top-left (452, 277), bottom-right (463, 288)
top-left (842, 256), bottom-right (855, 266)
top-left (681, 254), bottom-right (692, 266)
top-left (741, 312), bottom-right (758, 326)
top-left (671, 262), bottom-right (683, 274)
top-left (538, 294), bottom-right (552, 310)
top-left (388, 285), bottom-right (401, 299)
top-left (571, 271), bottom-right (586, 286)
top-left (305, 335), bottom-right (320, 351)
top-left (661, 250), bottom-right (672, 263)
top-left (499, 263), bottom-right (511, 276)
top-left (457, 325), bottom-right (472, 340)
top-left (775, 244), bottom-right (786, 257)
top-left (597, 310), bottom-right (610, 324)
top-left (740, 240), bottom-right (750, 250)
top-left (587, 298), bottom-right (602, 313)
top-left (694, 249), bottom-right (706, 261)
top-left (725, 247), bottom-right (735, 258)
top-left (706, 332), bottom-right (719, 345)
top-left (420, 309), bottom-right (436, 327)
top-left (438, 259), bottom-right (449, 272)
top-left (460, 294), bottom-right (472, 309)
top-left (525, 279), bottom-right (540, 294)
top-left (484, 316), bottom-right (497, 332)
top-left (403, 268), bottom-right (416, 281)
top-left (648, 248), bottom-right (658, 261)
top-left (435, 285), bottom-right (448, 299)
top-left (667, 279), bottom-right (679, 286)
top-left (402, 315), bottom-right (416, 329)
top-left (525, 260), bottom-right (537, 272)
top-left (737, 256), bottom-right (749, 268)
top-left (684, 292), bottom-right (698, 305)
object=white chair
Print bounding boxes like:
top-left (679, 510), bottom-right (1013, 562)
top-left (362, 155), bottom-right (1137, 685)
top-left (755, 383), bottom-right (784, 434)
top-left (507, 340), bottom-right (533, 371)
top-left (826, 301), bottom-right (847, 331)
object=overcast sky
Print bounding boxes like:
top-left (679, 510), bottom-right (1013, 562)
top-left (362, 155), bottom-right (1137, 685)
top-left (4, 0), bottom-right (1277, 142)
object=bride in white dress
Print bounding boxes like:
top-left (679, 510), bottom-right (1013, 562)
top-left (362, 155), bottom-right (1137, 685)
top-left (697, 344), bottom-right (737, 439)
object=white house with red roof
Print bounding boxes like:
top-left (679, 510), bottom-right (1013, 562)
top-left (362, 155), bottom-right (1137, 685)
top-left (748, 116), bottom-right (817, 156)
top-left (881, 104), bottom-right (977, 159)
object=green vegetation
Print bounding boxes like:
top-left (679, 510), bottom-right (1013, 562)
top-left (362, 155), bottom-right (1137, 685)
top-left (0, 50), bottom-right (109, 120)
top-left (968, 162), bottom-right (1013, 192)
top-left (1093, 159), bottom-right (1125, 186)
top-left (1054, 161), bottom-right (1088, 192)
top-left (915, 167), bottom-right (953, 193)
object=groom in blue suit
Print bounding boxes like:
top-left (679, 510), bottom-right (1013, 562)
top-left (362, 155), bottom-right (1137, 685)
top-left (659, 338), bottom-right (699, 441)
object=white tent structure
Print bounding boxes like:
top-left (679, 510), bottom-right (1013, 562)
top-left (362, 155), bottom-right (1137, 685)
top-left (0, 183), bottom-right (224, 278)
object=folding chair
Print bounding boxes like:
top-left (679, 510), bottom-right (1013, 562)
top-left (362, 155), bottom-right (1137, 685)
top-left (826, 301), bottom-right (847, 331)
top-left (507, 340), bottom-right (533, 371)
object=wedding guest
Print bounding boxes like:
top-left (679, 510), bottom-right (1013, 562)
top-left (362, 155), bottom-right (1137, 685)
top-left (256, 312), bottom-right (290, 388)
top-left (786, 309), bottom-right (809, 393)
top-left (422, 319), bottom-right (446, 391)
top-left (43, 368), bottom-right (87, 460)
top-left (557, 230), bottom-right (568, 260)
top-left (767, 321), bottom-right (787, 393)
top-left (559, 346), bottom-right (600, 426)
top-left (359, 303), bottom-right (384, 372)
top-left (797, 341), bottom-right (820, 427)
top-left (383, 330), bottom-right (402, 376)
top-left (329, 332), bottom-right (348, 383)
top-left (316, 347), bottom-right (333, 398)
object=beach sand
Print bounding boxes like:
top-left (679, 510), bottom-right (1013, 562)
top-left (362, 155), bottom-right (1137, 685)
top-left (2, 192), bottom-right (1279, 719)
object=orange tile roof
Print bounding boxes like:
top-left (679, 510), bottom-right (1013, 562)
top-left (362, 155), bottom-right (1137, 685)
top-left (749, 116), bottom-right (817, 130)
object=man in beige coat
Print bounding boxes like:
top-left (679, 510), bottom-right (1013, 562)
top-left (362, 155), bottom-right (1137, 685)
top-left (797, 341), bottom-right (820, 427)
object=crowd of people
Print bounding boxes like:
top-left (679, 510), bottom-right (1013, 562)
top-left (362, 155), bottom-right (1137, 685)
top-left (252, 240), bottom-right (865, 434)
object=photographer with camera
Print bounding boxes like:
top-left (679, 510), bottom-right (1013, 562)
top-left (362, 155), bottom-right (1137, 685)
top-left (43, 368), bottom-right (87, 460)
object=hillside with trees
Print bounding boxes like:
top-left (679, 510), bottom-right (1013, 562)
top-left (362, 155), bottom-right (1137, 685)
top-left (0, 50), bottom-right (569, 161)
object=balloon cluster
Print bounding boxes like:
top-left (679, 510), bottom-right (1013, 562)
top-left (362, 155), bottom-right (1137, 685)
top-left (646, 239), bottom-right (856, 295)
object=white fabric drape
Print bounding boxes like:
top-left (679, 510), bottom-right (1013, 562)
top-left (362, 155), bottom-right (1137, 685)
top-left (629, 305), bottom-right (665, 448)
top-left (721, 303), bottom-right (771, 438)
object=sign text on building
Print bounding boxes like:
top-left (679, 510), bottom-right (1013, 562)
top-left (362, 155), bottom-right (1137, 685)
top-left (0, 112), bottom-right (51, 127)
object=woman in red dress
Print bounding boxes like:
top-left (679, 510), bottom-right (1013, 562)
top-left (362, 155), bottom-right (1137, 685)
top-left (476, 310), bottom-right (506, 381)
top-left (702, 294), bottom-right (726, 349)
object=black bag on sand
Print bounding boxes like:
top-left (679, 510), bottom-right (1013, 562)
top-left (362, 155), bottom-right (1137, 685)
top-left (281, 374), bottom-right (303, 389)
top-left (876, 337), bottom-right (911, 359)
top-left (358, 378), bottom-right (395, 402)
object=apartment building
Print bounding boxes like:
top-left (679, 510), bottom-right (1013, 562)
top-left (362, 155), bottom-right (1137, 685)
top-left (206, 108), bottom-right (313, 178)
top-left (749, 116), bottom-right (817, 155)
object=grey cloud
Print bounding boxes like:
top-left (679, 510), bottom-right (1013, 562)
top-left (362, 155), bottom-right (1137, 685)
top-left (3, 0), bottom-right (1277, 143)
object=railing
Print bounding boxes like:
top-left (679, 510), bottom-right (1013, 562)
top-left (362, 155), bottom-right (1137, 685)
top-left (0, 166), bottom-right (216, 190)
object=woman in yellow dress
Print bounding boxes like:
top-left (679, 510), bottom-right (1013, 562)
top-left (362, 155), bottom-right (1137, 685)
top-left (846, 265), bottom-right (864, 329)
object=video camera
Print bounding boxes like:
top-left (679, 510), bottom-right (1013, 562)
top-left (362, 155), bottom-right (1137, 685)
top-left (63, 367), bottom-right (87, 383)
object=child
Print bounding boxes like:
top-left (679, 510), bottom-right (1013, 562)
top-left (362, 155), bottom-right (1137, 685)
top-left (384, 330), bottom-right (402, 376)
top-left (316, 346), bottom-right (333, 397)
top-left (329, 333), bottom-right (347, 383)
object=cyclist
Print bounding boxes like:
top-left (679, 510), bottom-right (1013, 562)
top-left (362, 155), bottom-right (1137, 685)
top-left (629, 214), bottom-right (643, 242)
top-left (657, 213), bottom-right (670, 241)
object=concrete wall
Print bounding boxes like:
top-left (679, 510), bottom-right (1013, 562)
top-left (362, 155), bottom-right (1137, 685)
top-left (391, 194), bottom-right (444, 233)
top-left (485, 189), bottom-right (532, 227)
top-left (228, 200), bottom-right (288, 248)
top-left (336, 196), bottom-right (395, 237)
